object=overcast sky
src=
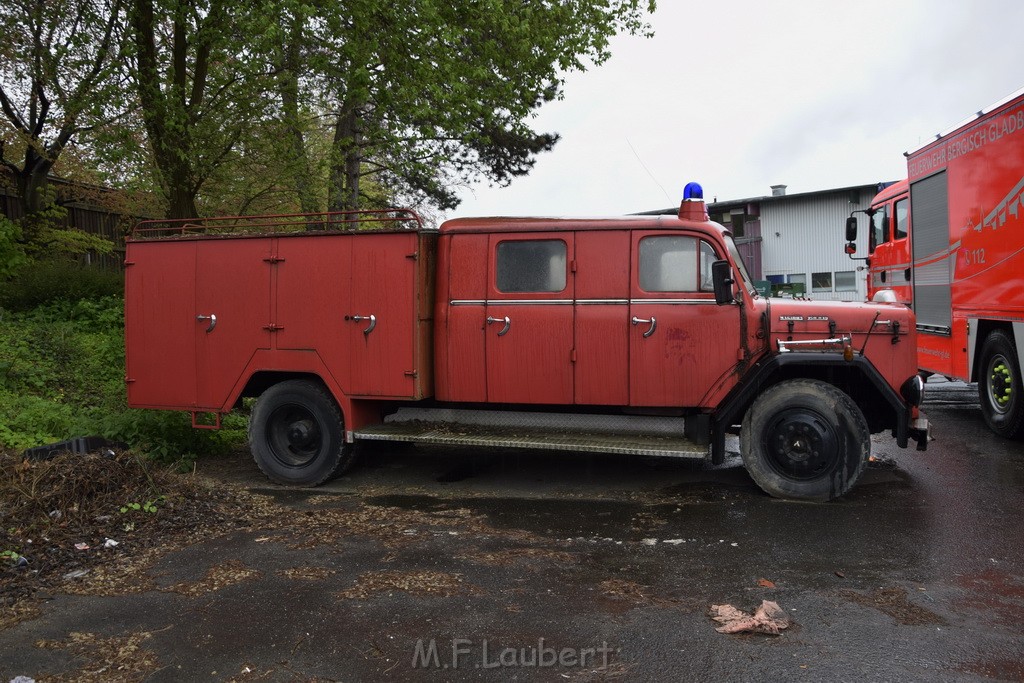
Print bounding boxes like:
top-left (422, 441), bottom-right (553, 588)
top-left (450, 0), bottom-right (1024, 218)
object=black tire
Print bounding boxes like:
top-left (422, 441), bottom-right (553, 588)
top-left (741, 379), bottom-right (870, 501)
top-left (249, 380), bottom-right (356, 485)
top-left (978, 330), bottom-right (1024, 440)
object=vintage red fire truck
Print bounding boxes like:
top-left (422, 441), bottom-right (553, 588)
top-left (844, 88), bottom-right (1024, 439)
top-left (125, 185), bottom-right (928, 501)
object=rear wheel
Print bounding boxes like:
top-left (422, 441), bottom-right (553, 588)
top-left (249, 380), bottom-right (356, 485)
top-left (741, 379), bottom-right (870, 501)
top-left (978, 330), bottom-right (1024, 440)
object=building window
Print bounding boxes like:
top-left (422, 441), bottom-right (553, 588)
top-left (835, 270), bottom-right (858, 292)
top-left (812, 272), bottom-right (833, 293)
top-left (787, 273), bottom-right (806, 286)
top-left (496, 240), bottom-right (567, 292)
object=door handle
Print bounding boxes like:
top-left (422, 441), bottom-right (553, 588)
top-left (196, 313), bottom-right (217, 333)
top-left (347, 314), bottom-right (377, 335)
top-left (631, 316), bottom-right (657, 338)
top-left (486, 315), bottom-right (511, 336)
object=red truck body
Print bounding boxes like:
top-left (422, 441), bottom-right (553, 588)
top-left (126, 193), bottom-right (928, 501)
top-left (855, 88), bottom-right (1024, 438)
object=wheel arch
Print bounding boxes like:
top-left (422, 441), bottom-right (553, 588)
top-left (237, 370), bottom-right (332, 404)
top-left (970, 319), bottom-right (1020, 383)
top-left (711, 353), bottom-right (910, 462)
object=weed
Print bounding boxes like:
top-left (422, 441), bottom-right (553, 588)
top-left (119, 497), bottom-right (163, 515)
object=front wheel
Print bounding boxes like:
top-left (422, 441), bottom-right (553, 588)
top-left (978, 330), bottom-right (1024, 440)
top-left (741, 379), bottom-right (870, 501)
top-left (249, 379), bottom-right (356, 485)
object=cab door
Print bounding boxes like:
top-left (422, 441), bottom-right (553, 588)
top-left (629, 231), bottom-right (739, 408)
top-left (485, 233), bottom-right (574, 404)
top-left (869, 196), bottom-right (912, 304)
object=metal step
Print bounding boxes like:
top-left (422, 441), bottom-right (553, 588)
top-left (352, 408), bottom-right (708, 459)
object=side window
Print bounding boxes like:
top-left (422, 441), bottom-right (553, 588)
top-left (870, 205), bottom-right (888, 253)
top-left (894, 198), bottom-right (908, 240)
top-left (699, 240), bottom-right (718, 292)
top-left (496, 240), bottom-right (567, 293)
top-left (639, 236), bottom-right (717, 292)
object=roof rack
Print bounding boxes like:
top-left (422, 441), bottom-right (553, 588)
top-left (130, 208), bottom-right (423, 240)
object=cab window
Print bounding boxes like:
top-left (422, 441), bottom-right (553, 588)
top-left (894, 198), bottom-right (908, 240)
top-left (869, 205), bottom-right (889, 253)
top-left (496, 240), bottom-right (567, 293)
top-left (639, 236), bottom-right (718, 292)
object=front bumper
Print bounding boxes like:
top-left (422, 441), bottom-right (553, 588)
top-left (909, 415), bottom-right (930, 451)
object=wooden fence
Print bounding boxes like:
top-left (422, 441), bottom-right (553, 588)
top-left (0, 175), bottom-right (133, 270)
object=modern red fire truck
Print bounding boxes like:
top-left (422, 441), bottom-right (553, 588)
top-left (844, 88), bottom-right (1024, 439)
top-left (125, 185), bottom-right (928, 501)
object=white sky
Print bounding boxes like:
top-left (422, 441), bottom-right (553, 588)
top-left (451, 0), bottom-right (1024, 218)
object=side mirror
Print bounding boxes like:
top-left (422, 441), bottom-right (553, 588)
top-left (845, 216), bottom-right (858, 242)
top-left (844, 242), bottom-right (857, 255)
top-left (711, 260), bottom-right (735, 305)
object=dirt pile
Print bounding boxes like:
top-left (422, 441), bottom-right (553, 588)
top-left (0, 450), bottom-right (253, 617)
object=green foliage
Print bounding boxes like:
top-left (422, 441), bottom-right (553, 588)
top-left (0, 295), bottom-right (247, 464)
top-left (0, 549), bottom-right (23, 565)
top-left (0, 216), bottom-right (28, 278)
top-left (16, 203), bottom-right (118, 261)
top-left (0, 261), bottom-right (124, 311)
top-left (120, 496), bottom-right (162, 514)
top-left (5, 0), bottom-right (656, 219)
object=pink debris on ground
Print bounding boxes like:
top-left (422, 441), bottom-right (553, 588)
top-left (709, 600), bottom-right (790, 635)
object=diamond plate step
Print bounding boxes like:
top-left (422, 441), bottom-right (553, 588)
top-left (353, 409), bottom-right (708, 459)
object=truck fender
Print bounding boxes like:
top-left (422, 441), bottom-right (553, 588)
top-left (709, 352), bottom-right (913, 463)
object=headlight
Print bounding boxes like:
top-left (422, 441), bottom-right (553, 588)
top-left (900, 374), bottom-right (925, 407)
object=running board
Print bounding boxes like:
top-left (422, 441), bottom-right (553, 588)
top-left (352, 408), bottom-right (709, 460)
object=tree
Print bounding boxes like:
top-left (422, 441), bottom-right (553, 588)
top-left (121, 0), bottom-right (655, 219)
top-left (278, 0), bottom-right (657, 213)
top-left (0, 0), bottom-right (126, 224)
top-left (127, 0), bottom-right (276, 219)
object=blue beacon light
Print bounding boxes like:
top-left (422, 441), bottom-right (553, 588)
top-left (683, 182), bottom-right (704, 201)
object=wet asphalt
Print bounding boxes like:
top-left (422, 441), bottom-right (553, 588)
top-left (2, 378), bottom-right (1023, 682)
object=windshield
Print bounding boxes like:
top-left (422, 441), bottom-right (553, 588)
top-left (724, 235), bottom-right (756, 295)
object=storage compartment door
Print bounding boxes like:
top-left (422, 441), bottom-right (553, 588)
top-left (194, 239), bottom-right (273, 409)
top-left (348, 232), bottom-right (419, 397)
top-left (125, 240), bottom-right (197, 409)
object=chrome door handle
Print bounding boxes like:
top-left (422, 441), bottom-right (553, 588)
top-left (347, 314), bottom-right (377, 335)
top-left (486, 315), bottom-right (511, 336)
top-left (631, 315), bottom-right (657, 338)
top-left (196, 313), bottom-right (217, 333)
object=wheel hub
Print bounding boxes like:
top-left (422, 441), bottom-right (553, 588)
top-left (988, 357), bottom-right (1013, 414)
top-left (765, 410), bottom-right (839, 480)
top-left (266, 404), bottom-right (323, 468)
top-left (287, 420), bottom-right (317, 448)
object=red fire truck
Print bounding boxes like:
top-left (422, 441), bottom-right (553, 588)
top-left (125, 185), bottom-right (928, 501)
top-left (844, 88), bottom-right (1024, 439)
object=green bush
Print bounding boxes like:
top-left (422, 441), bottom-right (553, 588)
top-left (0, 260), bottom-right (124, 311)
top-left (0, 295), bottom-right (247, 466)
top-left (0, 216), bottom-right (28, 278)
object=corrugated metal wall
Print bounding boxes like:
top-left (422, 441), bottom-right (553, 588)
top-left (760, 189), bottom-right (874, 301)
